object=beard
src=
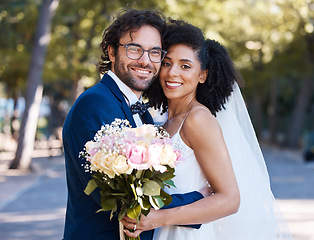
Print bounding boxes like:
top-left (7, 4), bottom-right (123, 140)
top-left (112, 57), bottom-right (159, 92)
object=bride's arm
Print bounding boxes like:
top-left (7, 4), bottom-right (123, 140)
top-left (122, 109), bottom-right (240, 236)
top-left (167, 109), bottom-right (240, 223)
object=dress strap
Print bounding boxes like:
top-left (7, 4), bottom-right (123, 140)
top-left (176, 112), bottom-right (188, 133)
top-left (177, 106), bottom-right (209, 133)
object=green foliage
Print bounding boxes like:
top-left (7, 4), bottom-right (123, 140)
top-left (0, 0), bottom-right (39, 96)
top-left (0, 0), bottom-right (313, 144)
top-left (84, 168), bottom-right (174, 223)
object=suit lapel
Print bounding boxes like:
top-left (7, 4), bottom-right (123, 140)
top-left (100, 74), bottom-right (137, 128)
top-left (141, 111), bottom-right (154, 124)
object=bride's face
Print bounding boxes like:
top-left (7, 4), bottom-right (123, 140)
top-left (159, 44), bottom-right (206, 101)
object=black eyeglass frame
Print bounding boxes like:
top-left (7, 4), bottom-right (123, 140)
top-left (118, 43), bottom-right (167, 63)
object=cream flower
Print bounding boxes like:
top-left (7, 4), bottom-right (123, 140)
top-left (90, 151), bottom-right (105, 171)
top-left (100, 153), bottom-right (118, 178)
top-left (111, 155), bottom-right (133, 176)
top-left (160, 144), bottom-right (178, 167)
top-left (85, 141), bottom-right (99, 157)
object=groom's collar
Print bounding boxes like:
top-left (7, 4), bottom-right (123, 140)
top-left (107, 70), bottom-right (142, 106)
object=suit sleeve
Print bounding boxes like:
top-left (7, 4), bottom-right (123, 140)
top-left (63, 90), bottom-right (123, 207)
top-left (161, 191), bottom-right (203, 229)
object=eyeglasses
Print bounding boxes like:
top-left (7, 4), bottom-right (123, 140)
top-left (118, 43), bottom-right (167, 63)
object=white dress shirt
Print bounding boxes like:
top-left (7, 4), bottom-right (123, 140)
top-left (107, 70), bottom-right (143, 127)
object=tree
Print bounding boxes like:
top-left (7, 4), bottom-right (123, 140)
top-left (10, 0), bottom-right (59, 170)
top-left (285, 33), bottom-right (314, 147)
top-left (284, 1), bottom-right (314, 147)
top-left (0, 1), bottom-right (37, 140)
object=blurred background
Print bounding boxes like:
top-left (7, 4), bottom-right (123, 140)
top-left (0, 0), bottom-right (313, 239)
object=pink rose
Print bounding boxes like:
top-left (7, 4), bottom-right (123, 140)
top-left (127, 144), bottom-right (149, 170)
top-left (127, 144), bottom-right (146, 164)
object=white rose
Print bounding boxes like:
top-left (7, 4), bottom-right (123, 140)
top-left (160, 144), bottom-right (177, 167)
top-left (111, 155), bottom-right (133, 176)
top-left (100, 153), bottom-right (118, 178)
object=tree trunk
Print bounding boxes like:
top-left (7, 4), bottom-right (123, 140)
top-left (285, 34), bottom-right (314, 148)
top-left (10, 91), bottom-right (20, 141)
top-left (285, 76), bottom-right (313, 148)
top-left (268, 78), bottom-right (278, 144)
top-left (253, 93), bottom-right (262, 138)
top-left (10, 0), bottom-right (59, 170)
top-left (71, 78), bottom-right (85, 104)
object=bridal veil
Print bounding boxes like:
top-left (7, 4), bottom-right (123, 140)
top-left (213, 83), bottom-right (294, 239)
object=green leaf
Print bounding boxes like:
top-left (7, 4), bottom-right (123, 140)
top-left (152, 178), bottom-right (164, 188)
top-left (160, 189), bottom-right (172, 206)
top-left (148, 196), bottom-right (160, 210)
top-left (152, 196), bottom-right (165, 209)
top-left (127, 204), bottom-right (141, 219)
top-left (101, 197), bottom-right (116, 211)
top-left (154, 170), bottom-right (175, 181)
top-left (140, 196), bottom-right (151, 210)
top-left (118, 203), bottom-right (128, 221)
top-left (164, 179), bottom-right (176, 188)
top-left (116, 175), bottom-right (127, 188)
top-left (100, 189), bottom-right (113, 197)
top-left (92, 173), bottom-right (111, 189)
top-left (143, 180), bottom-right (161, 196)
top-left (84, 179), bottom-right (98, 195)
top-left (142, 208), bottom-right (150, 216)
top-left (135, 170), bottom-right (143, 179)
top-left (143, 169), bottom-right (153, 179)
top-left (122, 173), bottom-right (135, 185)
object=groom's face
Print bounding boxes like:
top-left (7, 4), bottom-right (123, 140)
top-left (108, 25), bottom-right (162, 98)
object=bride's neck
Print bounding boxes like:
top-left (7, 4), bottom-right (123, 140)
top-left (167, 96), bottom-right (195, 120)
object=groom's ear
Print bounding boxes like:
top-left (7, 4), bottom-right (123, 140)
top-left (199, 69), bottom-right (208, 84)
top-left (108, 45), bottom-right (116, 64)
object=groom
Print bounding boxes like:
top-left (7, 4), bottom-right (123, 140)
top-left (62, 8), bottom-right (204, 240)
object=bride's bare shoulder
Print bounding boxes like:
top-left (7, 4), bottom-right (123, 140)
top-left (181, 105), bottom-right (220, 137)
top-left (186, 105), bottom-right (216, 126)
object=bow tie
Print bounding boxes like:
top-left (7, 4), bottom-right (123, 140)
top-left (130, 101), bottom-right (150, 116)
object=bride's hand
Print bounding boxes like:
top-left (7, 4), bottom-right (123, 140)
top-left (121, 209), bottom-right (161, 238)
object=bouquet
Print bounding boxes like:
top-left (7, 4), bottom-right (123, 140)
top-left (80, 119), bottom-right (181, 240)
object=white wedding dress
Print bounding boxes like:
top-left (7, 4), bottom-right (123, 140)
top-left (153, 119), bottom-right (218, 240)
top-left (153, 83), bottom-right (294, 240)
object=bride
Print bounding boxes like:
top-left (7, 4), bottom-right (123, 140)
top-left (122, 19), bottom-right (294, 239)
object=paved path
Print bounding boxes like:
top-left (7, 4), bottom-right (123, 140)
top-left (263, 145), bottom-right (314, 240)
top-left (0, 152), bottom-right (66, 240)
top-left (0, 145), bottom-right (313, 240)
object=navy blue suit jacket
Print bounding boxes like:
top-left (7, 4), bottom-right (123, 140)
top-left (62, 74), bottom-right (203, 240)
